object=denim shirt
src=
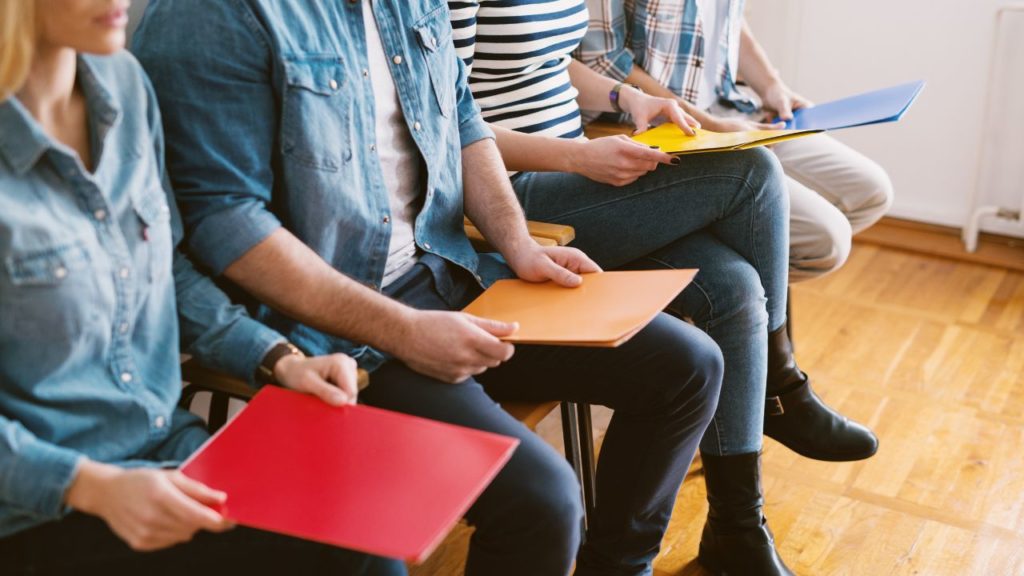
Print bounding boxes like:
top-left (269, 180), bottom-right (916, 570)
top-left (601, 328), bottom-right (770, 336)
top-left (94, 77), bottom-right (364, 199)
top-left (0, 53), bottom-right (284, 537)
top-left (133, 0), bottom-right (510, 369)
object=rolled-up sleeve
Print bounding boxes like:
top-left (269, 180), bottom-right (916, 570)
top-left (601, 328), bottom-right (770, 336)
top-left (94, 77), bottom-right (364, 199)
top-left (576, 0), bottom-right (636, 81)
top-left (0, 417), bottom-right (81, 520)
top-left (132, 1), bottom-right (282, 276)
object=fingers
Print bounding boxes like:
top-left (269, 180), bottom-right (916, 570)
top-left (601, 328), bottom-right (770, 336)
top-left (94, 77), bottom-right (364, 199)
top-left (465, 315), bottom-right (519, 338)
top-left (665, 102), bottom-right (699, 136)
top-left (163, 479), bottom-right (233, 534)
top-left (776, 98), bottom-right (794, 121)
top-left (537, 254), bottom-right (583, 287)
top-left (323, 355), bottom-right (359, 404)
top-left (755, 121), bottom-right (787, 131)
top-left (548, 246), bottom-right (602, 274)
top-left (168, 472), bottom-right (227, 508)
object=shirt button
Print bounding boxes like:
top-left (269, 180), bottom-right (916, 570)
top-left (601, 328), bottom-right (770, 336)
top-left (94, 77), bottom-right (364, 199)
top-left (120, 372), bottom-right (133, 383)
top-left (119, 322), bottom-right (130, 334)
top-left (413, 121), bottom-right (422, 131)
top-left (423, 242), bottom-right (432, 250)
top-left (392, 55), bottom-right (403, 65)
top-left (382, 215), bottom-right (390, 224)
top-left (362, 69), bottom-right (369, 77)
top-left (370, 144), bottom-right (376, 152)
top-left (119, 267), bottom-right (130, 279)
top-left (94, 209), bottom-right (107, 221)
top-left (329, 79), bottom-right (339, 91)
top-left (54, 266), bottom-right (68, 279)
top-left (154, 415), bottom-right (166, 429)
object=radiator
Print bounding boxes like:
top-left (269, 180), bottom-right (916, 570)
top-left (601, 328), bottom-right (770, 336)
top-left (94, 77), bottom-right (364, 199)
top-left (964, 4), bottom-right (1024, 251)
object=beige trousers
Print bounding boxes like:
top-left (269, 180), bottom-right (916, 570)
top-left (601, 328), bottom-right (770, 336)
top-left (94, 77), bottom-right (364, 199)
top-left (713, 99), bottom-right (894, 281)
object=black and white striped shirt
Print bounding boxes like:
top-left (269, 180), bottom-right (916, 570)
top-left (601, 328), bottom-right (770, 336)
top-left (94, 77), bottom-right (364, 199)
top-left (449, 0), bottom-right (589, 140)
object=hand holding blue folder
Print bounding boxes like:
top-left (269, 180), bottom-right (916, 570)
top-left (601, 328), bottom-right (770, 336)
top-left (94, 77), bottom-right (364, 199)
top-left (776, 80), bottom-right (926, 131)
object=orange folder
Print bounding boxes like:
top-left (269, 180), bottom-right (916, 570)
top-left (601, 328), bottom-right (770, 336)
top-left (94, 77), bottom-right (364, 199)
top-left (462, 269), bottom-right (697, 347)
top-left (181, 386), bottom-right (518, 562)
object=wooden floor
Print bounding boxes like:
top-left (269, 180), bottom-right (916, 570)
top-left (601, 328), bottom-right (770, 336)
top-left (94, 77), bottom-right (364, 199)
top-left (412, 240), bottom-right (1024, 576)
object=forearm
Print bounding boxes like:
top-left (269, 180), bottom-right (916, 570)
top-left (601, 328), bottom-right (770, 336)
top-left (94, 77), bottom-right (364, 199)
top-left (491, 124), bottom-right (584, 173)
top-left (0, 416), bottom-right (82, 518)
top-left (567, 59), bottom-right (625, 112)
top-left (737, 20), bottom-right (783, 95)
top-left (221, 229), bottom-right (415, 357)
top-left (461, 138), bottom-right (534, 259)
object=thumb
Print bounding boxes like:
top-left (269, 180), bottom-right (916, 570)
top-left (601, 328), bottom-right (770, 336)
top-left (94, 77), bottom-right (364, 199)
top-left (776, 98), bottom-right (794, 121)
top-left (465, 315), bottom-right (519, 337)
top-left (305, 374), bottom-right (350, 407)
top-left (541, 257), bottom-right (583, 287)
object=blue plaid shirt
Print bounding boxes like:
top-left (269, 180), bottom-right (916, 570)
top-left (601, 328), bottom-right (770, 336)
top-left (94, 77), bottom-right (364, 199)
top-left (577, 0), bottom-right (756, 113)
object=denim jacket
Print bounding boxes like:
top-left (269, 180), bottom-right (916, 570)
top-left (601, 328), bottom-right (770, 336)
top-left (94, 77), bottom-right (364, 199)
top-left (133, 0), bottom-right (510, 370)
top-left (0, 53), bottom-right (284, 537)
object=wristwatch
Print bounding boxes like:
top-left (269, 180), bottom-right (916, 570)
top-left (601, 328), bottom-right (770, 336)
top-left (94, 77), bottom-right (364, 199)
top-left (609, 82), bottom-right (641, 113)
top-left (256, 342), bottom-right (304, 385)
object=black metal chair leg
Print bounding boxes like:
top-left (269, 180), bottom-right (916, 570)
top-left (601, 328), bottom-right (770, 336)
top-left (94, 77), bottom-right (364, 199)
top-left (207, 390), bottom-right (231, 432)
top-left (576, 403), bottom-right (597, 522)
top-left (560, 401), bottom-right (588, 537)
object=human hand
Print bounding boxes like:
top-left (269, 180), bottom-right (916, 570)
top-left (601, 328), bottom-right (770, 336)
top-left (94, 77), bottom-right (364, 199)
top-left (758, 81), bottom-right (812, 121)
top-left (274, 352), bottom-right (359, 406)
top-left (700, 113), bottom-right (785, 133)
top-left (506, 244), bottom-right (602, 288)
top-left (569, 135), bottom-right (677, 186)
top-left (66, 461), bottom-right (233, 552)
top-left (393, 310), bottom-right (518, 383)
top-left (620, 87), bottom-right (701, 135)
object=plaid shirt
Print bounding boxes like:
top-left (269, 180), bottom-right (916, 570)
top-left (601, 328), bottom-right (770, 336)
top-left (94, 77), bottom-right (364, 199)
top-left (577, 0), bottom-right (757, 113)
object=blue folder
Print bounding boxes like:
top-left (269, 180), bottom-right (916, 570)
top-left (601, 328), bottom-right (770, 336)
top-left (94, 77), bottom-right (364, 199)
top-left (778, 80), bottom-right (926, 131)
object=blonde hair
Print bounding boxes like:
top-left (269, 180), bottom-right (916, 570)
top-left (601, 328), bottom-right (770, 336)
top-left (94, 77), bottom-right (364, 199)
top-left (0, 0), bottom-right (36, 100)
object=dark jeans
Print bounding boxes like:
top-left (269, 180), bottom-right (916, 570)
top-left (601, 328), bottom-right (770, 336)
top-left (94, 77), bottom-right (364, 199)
top-left (362, 256), bottom-right (723, 576)
top-left (0, 511), bottom-right (404, 575)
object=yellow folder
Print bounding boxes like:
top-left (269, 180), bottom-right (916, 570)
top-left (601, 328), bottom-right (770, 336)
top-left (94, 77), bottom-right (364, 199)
top-left (631, 123), bottom-right (822, 155)
top-left (462, 270), bottom-right (697, 347)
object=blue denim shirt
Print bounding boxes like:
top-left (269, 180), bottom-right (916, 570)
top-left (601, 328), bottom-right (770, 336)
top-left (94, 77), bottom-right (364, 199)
top-left (133, 0), bottom-right (511, 370)
top-left (0, 53), bottom-right (284, 537)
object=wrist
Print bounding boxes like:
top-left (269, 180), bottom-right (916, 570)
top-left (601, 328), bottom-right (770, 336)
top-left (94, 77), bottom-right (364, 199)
top-left (271, 350), bottom-right (305, 384)
top-left (259, 342), bottom-right (304, 385)
top-left (562, 139), bottom-right (588, 175)
top-left (65, 459), bottom-right (119, 514)
top-left (616, 85), bottom-right (643, 115)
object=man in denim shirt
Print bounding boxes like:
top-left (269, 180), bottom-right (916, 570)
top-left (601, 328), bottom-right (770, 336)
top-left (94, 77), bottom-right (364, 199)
top-left (134, 2), bottom-right (724, 574)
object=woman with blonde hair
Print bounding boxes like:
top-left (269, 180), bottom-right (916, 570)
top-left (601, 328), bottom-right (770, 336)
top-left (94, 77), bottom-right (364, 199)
top-left (0, 1), bottom-right (402, 573)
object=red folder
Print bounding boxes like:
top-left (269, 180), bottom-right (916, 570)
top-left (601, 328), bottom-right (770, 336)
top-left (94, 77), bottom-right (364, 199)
top-left (181, 386), bottom-right (519, 562)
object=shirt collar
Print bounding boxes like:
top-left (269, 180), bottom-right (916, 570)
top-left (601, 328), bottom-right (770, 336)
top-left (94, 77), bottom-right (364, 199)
top-left (0, 54), bottom-right (121, 176)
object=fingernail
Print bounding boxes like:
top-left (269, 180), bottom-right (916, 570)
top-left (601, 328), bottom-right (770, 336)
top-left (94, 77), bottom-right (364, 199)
top-left (649, 145), bottom-right (660, 149)
top-left (670, 157), bottom-right (681, 165)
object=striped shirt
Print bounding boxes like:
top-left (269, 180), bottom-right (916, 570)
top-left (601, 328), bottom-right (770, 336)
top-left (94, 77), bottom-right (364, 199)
top-left (449, 0), bottom-right (590, 140)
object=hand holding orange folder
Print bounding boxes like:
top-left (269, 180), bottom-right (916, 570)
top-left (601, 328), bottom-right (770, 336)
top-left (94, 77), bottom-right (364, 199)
top-left (462, 269), bottom-right (697, 347)
top-left (181, 386), bottom-right (518, 562)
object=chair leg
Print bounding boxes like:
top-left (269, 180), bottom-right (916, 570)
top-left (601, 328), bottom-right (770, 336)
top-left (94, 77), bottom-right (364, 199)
top-left (560, 401), bottom-right (588, 537)
top-left (576, 403), bottom-right (597, 523)
top-left (207, 391), bottom-right (231, 432)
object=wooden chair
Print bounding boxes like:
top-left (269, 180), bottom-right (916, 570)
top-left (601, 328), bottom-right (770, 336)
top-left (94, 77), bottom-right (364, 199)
top-left (179, 220), bottom-right (599, 528)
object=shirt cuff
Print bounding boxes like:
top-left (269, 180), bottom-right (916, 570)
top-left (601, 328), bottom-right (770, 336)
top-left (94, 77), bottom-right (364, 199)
top-left (2, 434), bottom-right (82, 520)
top-left (187, 201), bottom-right (282, 276)
top-left (192, 316), bottom-right (286, 388)
top-left (459, 113), bottom-right (496, 149)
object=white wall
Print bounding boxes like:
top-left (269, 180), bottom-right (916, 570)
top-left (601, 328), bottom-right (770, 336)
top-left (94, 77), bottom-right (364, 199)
top-left (746, 0), bottom-right (1024, 238)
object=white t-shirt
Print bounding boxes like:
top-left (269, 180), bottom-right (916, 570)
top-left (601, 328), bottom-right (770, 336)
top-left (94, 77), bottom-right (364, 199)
top-left (696, 0), bottom-right (738, 111)
top-left (363, 1), bottom-right (423, 287)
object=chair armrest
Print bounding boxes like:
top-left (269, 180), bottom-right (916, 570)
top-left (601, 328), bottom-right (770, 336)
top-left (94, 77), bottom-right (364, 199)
top-left (583, 121), bottom-right (633, 139)
top-left (464, 219), bottom-right (575, 252)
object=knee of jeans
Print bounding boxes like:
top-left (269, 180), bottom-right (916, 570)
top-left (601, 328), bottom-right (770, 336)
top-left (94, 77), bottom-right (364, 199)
top-left (746, 147), bottom-right (788, 204)
top-left (702, 264), bottom-right (768, 334)
top-left (522, 455), bottom-right (584, 540)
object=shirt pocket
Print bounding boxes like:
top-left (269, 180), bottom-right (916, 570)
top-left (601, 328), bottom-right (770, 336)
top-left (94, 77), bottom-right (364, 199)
top-left (280, 55), bottom-right (352, 172)
top-left (1, 240), bottom-right (95, 341)
top-left (131, 188), bottom-right (173, 286)
top-left (414, 5), bottom-right (456, 118)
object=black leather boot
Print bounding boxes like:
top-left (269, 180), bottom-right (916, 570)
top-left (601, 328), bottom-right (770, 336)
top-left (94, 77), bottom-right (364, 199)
top-left (698, 452), bottom-right (795, 576)
top-left (764, 325), bottom-right (879, 461)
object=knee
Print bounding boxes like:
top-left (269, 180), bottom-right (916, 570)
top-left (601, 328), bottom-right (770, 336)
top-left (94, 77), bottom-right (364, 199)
top-left (849, 164), bottom-right (894, 233)
top-left (700, 263), bottom-right (768, 334)
top-left (745, 147), bottom-right (788, 205)
top-left (511, 449), bottom-right (584, 542)
top-left (646, 319), bottom-right (725, 416)
top-left (791, 210), bottom-right (853, 281)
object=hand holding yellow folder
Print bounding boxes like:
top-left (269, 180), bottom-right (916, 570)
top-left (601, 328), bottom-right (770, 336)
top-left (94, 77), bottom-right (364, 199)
top-left (631, 123), bottom-right (822, 155)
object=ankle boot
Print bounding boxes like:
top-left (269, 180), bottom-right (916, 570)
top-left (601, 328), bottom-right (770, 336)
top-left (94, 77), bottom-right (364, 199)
top-left (763, 325), bottom-right (879, 461)
top-left (698, 452), bottom-right (795, 576)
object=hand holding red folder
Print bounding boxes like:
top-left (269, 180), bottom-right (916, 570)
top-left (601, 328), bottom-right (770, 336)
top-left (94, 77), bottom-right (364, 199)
top-left (181, 387), bottom-right (518, 562)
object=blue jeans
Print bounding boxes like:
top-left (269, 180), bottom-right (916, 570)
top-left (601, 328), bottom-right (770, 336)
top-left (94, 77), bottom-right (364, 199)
top-left (512, 147), bottom-right (788, 456)
top-left (364, 256), bottom-right (722, 576)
